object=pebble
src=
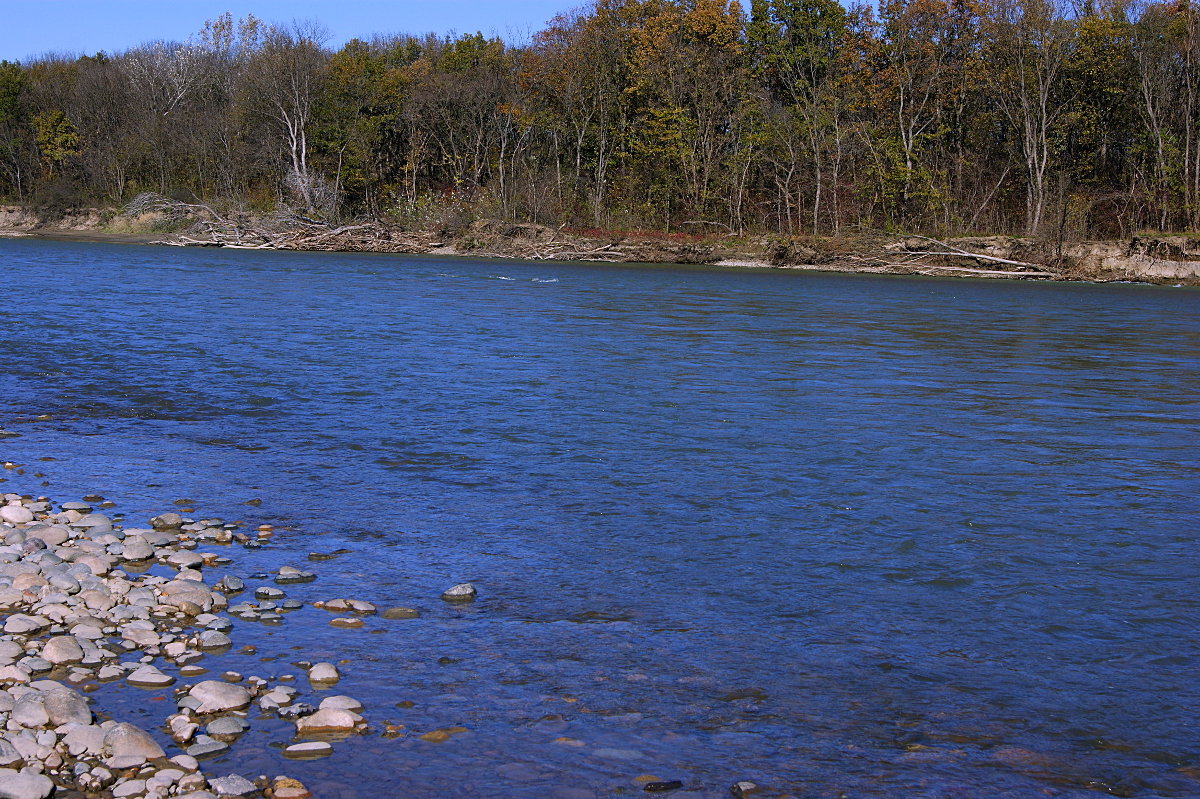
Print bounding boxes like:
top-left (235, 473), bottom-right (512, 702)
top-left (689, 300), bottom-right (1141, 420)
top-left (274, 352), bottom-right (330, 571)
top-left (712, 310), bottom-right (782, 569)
top-left (418, 726), bottom-right (468, 743)
top-left (642, 781), bottom-right (684, 793)
top-left (0, 505), bottom-right (35, 525)
top-left (197, 630), bottom-right (232, 649)
top-left (0, 492), bottom-right (382, 799)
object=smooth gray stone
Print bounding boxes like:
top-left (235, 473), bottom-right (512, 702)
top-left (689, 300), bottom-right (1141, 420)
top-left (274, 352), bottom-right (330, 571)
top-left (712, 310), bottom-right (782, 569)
top-left (205, 716), bottom-right (248, 737)
top-left (62, 723), bottom-right (106, 756)
top-left (208, 774), bottom-right (256, 797)
top-left (104, 721), bottom-right (166, 761)
top-left (185, 737), bottom-right (228, 758)
top-left (187, 681), bottom-right (251, 713)
top-left (0, 738), bottom-right (23, 768)
top-left (0, 768), bottom-right (54, 799)
top-left (42, 635), bottom-right (84, 665)
top-left (43, 687), bottom-right (91, 725)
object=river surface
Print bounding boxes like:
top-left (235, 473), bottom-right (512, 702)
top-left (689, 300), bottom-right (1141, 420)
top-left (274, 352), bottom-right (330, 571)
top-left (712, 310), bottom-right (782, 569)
top-left (0, 238), bottom-right (1197, 798)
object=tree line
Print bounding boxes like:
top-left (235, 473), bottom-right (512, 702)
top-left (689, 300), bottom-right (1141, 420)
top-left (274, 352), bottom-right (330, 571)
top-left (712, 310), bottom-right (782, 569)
top-left (2, 0), bottom-right (1200, 240)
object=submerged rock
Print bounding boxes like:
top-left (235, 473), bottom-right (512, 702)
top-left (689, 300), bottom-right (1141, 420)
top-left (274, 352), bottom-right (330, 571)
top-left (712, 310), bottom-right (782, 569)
top-left (381, 607), bottom-right (420, 620)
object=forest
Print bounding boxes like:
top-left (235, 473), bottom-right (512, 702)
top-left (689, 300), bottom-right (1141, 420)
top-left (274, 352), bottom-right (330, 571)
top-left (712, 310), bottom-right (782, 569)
top-left (2, 0), bottom-right (1200, 241)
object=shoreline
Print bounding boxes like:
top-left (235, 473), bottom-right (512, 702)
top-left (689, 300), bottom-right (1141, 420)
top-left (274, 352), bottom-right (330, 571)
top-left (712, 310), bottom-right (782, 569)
top-left (0, 476), bottom-right (455, 799)
top-left (3, 208), bottom-right (1199, 285)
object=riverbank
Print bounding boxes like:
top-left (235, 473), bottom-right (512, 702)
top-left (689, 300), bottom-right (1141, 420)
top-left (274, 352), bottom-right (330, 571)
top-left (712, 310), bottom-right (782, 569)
top-left (0, 479), bottom-right (476, 799)
top-left (3, 203), bottom-right (1198, 285)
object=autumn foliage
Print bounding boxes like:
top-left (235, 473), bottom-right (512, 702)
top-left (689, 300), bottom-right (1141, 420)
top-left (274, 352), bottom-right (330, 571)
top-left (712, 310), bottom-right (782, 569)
top-left (2, 0), bottom-right (1200, 239)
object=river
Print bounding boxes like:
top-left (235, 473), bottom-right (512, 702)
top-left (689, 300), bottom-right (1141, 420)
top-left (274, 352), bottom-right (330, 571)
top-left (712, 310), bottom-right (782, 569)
top-left (0, 238), bottom-right (1197, 798)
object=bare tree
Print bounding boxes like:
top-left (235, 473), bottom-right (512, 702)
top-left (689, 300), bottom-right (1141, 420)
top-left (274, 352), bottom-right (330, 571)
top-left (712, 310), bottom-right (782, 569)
top-left (247, 22), bottom-right (330, 213)
top-left (983, 0), bottom-right (1075, 235)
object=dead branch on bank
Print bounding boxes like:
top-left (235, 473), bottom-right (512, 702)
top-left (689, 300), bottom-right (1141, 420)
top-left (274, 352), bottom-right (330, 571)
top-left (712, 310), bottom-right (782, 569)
top-left (898, 234), bottom-right (1044, 269)
top-left (125, 193), bottom-right (420, 252)
top-left (817, 230), bottom-right (1056, 278)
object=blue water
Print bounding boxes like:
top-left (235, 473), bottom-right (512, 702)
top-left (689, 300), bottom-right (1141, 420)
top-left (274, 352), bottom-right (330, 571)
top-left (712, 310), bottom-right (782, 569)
top-left (1, 238), bottom-right (1198, 798)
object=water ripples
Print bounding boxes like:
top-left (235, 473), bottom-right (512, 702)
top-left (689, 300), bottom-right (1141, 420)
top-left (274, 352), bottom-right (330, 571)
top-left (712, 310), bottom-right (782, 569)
top-left (0, 239), bottom-right (1197, 796)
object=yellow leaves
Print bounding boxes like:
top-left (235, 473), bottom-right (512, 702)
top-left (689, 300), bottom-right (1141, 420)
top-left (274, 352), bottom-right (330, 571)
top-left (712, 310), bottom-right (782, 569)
top-left (685, 0), bottom-right (745, 50)
top-left (32, 110), bottom-right (78, 173)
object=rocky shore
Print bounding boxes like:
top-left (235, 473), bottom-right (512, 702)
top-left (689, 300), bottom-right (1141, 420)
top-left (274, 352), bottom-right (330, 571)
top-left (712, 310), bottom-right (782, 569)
top-left (0, 487), bottom-right (468, 799)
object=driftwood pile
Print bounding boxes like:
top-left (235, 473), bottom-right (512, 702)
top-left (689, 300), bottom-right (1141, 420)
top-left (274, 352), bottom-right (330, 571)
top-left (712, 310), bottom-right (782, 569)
top-left (121, 193), bottom-right (430, 253)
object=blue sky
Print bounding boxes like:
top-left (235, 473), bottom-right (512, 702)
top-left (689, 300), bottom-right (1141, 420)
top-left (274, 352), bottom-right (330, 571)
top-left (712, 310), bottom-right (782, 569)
top-left (0, 0), bottom-right (576, 62)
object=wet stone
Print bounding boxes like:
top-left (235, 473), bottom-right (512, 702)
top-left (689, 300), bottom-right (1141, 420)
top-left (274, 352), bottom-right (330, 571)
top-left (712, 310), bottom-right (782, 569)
top-left (295, 707), bottom-right (358, 733)
top-left (185, 736), bottom-right (229, 758)
top-left (643, 781), bottom-right (684, 793)
top-left (274, 567), bottom-right (315, 584)
top-left (283, 741), bottom-right (331, 759)
top-left (318, 695), bottom-right (363, 713)
top-left (198, 630), bottom-right (232, 650)
top-left (307, 662), bottom-right (339, 683)
top-left (441, 583), bottom-right (477, 602)
top-left (278, 703), bottom-right (316, 720)
top-left (206, 716), bottom-right (249, 738)
top-left (381, 607), bottom-right (420, 620)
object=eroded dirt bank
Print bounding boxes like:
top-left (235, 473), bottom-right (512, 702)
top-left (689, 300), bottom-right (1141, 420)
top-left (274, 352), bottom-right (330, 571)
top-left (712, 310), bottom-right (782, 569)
top-left (3, 205), bottom-right (1198, 285)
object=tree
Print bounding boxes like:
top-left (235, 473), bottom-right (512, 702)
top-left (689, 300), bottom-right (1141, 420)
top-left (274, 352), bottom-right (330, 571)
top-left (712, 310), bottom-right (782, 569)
top-left (247, 22), bottom-right (330, 213)
top-left (0, 60), bottom-right (34, 198)
top-left (32, 109), bottom-right (78, 177)
top-left (982, 0), bottom-right (1075, 235)
top-left (749, 0), bottom-right (849, 231)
